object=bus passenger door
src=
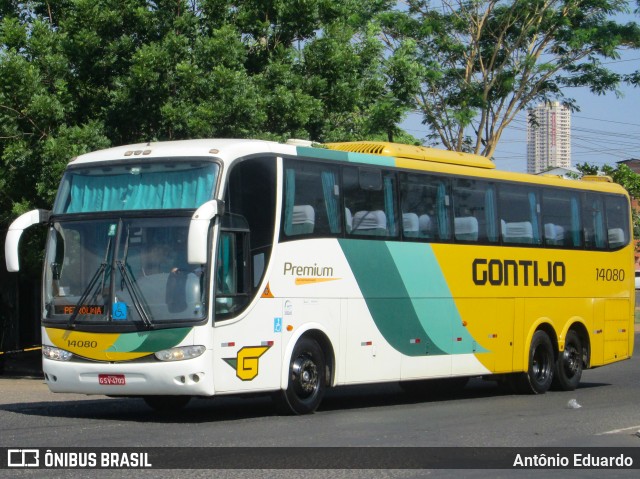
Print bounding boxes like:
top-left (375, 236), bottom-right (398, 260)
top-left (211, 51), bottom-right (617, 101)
top-left (212, 226), bottom-right (282, 393)
top-left (212, 299), bottom-right (283, 394)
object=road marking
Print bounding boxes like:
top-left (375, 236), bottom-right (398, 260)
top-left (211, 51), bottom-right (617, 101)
top-left (596, 425), bottom-right (640, 435)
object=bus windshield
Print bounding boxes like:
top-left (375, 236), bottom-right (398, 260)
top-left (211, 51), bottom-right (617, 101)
top-left (53, 160), bottom-right (218, 214)
top-left (43, 217), bottom-right (207, 326)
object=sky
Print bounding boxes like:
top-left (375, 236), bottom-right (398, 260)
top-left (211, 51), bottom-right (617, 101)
top-left (400, 20), bottom-right (640, 174)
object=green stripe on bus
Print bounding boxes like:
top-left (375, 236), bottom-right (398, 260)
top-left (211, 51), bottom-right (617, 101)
top-left (107, 327), bottom-right (192, 353)
top-left (296, 147), bottom-right (396, 167)
top-left (385, 242), bottom-right (485, 354)
top-left (338, 239), bottom-right (445, 356)
top-left (338, 240), bottom-right (485, 356)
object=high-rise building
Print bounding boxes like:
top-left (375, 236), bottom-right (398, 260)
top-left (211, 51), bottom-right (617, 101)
top-left (526, 102), bottom-right (571, 174)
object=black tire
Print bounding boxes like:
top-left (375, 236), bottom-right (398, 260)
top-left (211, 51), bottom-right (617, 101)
top-left (516, 330), bottom-right (554, 394)
top-left (276, 338), bottom-right (326, 415)
top-left (143, 395), bottom-right (191, 412)
top-left (551, 330), bottom-right (583, 391)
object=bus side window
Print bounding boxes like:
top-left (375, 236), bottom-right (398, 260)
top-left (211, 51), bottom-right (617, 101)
top-left (583, 194), bottom-right (607, 250)
top-left (400, 173), bottom-right (430, 239)
top-left (399, 172), bottom-right (452, 242)
top-left (343, 167), bottom-right (398, 238)
top-left (215, 228), bottom-right (250, 318)
top-left (542, 189), bottom-right (582, 248)
top-left (605, 195), bottom-right (630, 249)
top-left (226, 156), bottom-right (276, 293)
top-left (452, 178), bottom-right (497, 243)
top-left (498, 184), bottom-right (541, 245)
top-left (282, 161), bottom-right (342, 238)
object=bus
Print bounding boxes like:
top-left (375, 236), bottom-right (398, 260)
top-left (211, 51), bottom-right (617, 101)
top-left (4, 139), bottom-right (635, 414)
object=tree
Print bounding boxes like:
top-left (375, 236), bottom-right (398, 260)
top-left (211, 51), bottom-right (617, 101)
top-left (1, 0), bottom-right (422, 350)
top-left (0, 0), bottom-right (416, 224)
top-left (576, 161), bottom-right (640, 197)
top-left (381, 0), bottom-right (640, 157)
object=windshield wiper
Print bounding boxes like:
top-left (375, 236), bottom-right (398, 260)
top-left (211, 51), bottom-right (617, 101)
top-left (115, 224), bottom-right (153, 328)
top-left (67, 237), bottom-right (112, 329)
top-left (116, 260), bottom-right (154, 329)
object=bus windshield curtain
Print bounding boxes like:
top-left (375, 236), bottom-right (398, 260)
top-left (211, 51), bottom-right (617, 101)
top-left (593, 198), bottom-right (606, 248)
top-left (528, 192), bottom-right (541, 244)
top-left (384, 176), bottom-right (396, 236)
top-left (571, 196), bottom-right (581, 246)
top-left (436, 182), bottom-right (450, 239)
top-left (66, 169), bottom-right (215, 213)
top-left (321, 171), bottom-right (340, 234)
top-left (216, 233), bottom-right (233, 294)
top-left (284, 168), bottom-right (296, 235)
top-left (485, 186), bottom-right (498, 242)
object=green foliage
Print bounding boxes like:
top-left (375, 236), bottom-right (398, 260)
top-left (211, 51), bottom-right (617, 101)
top-left (576, 162), bottom-right (640, 198)
top-left (0, 0), bottom-right (419, 234)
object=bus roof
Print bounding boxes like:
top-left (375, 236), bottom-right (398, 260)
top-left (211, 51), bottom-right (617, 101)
top-left (325, 141), bottom-right (496, 169)
top-left (68, 139), bottom-right (296, 165)
top-left (67, 139), bottom-right (628, 196)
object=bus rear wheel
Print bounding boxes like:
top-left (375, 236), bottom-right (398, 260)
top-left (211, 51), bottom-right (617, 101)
top-left (276, 338), bottom-right (326, 415)
top-left (552, 330), bottom-right (583, 391)
top-left (143, 395), bottom-right (191, 412)
top-left (516, 330), bottom-right (554, 394)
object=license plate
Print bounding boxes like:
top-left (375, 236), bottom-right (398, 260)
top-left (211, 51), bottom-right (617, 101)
top-left (98, 374), bottom-right (126, 385)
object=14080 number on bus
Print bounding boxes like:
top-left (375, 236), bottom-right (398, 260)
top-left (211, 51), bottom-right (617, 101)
top-left (595, 268), bottom-right (626, 282)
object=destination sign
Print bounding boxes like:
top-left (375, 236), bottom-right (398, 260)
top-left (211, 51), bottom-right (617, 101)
top-left (54, 305), bottom-right (105, 315)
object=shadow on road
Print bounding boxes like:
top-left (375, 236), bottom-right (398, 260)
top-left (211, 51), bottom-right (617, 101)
top-left (0, 376), bottom-right (612, 424)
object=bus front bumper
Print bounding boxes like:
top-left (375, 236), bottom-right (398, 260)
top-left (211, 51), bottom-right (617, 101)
top-left (42, 349), bottom-right (215, 396)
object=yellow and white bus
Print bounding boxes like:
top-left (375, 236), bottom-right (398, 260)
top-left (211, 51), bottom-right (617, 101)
top-left (4, 139), bottom-right (634, 413)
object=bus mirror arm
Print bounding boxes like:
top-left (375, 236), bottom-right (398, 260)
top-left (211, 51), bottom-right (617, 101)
top-left (4, 209), bottom-right (51, 272)
top-left (188, 200), bottom-right (225, 265)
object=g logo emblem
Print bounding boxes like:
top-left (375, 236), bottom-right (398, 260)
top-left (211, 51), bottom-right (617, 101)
top-left (223, 346), bottom-right (271, 381)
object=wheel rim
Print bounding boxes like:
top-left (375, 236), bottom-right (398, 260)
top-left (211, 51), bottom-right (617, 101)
top-left (291, 354), bottom-right (319, 399)
top-left (562, 344), bottom-right (581, 378)
top-left (532, 345), bottom-right (551, 384)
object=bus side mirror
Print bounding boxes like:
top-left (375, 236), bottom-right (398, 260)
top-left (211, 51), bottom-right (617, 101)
top-left (188, 200), bottom-right (225, 265)
top-left (4, 209), bottom-right (51, 272)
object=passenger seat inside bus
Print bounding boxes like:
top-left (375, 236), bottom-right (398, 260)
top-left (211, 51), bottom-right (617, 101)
top-left (608, 228), bottom-right (625, 248)
top-left (291, 204), bottom-right (315, 235)
top-left (352, 210), bottom-right (387, 236)
top-left (454, 216), bottom-right (478, 241)
top-left (418, 214), bottom-right (432, 238)
top-left (544, 223), bottom-right (565, 245)
top-left (402, 213), bottom-right (419, 237)
top-left (502, 220), bottom-right (533, 244)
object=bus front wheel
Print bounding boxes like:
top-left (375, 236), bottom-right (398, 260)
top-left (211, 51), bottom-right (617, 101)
top-left (276, 338), bottom-right (326, 415)
top-left (516, 330), bottom-right (554, 394)
top-left (552, 330), bottom-right (583, 391)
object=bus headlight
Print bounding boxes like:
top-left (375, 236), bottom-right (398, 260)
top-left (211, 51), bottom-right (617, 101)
top-left (154, 345), bottom-right (206, 362)
top-left (42, 345), bottom-right (73, 361)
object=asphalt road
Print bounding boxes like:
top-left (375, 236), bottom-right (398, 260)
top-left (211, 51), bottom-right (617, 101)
top-left (0, 333), bottom-right (638, 478)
